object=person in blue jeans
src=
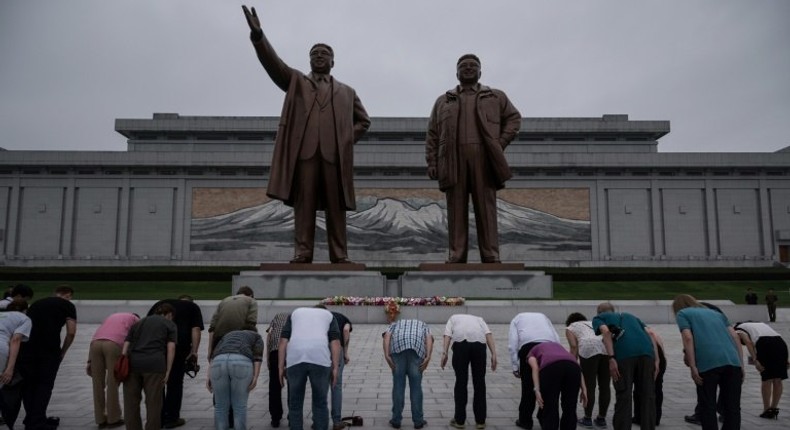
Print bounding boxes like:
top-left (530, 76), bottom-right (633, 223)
top-left (327, 310), bottom-right (352, 430)
top-left (278, 307), bottom-right (342, 430)
top-left (207, 329), bottom-right (263, 430)
top-left (383, 314), bottom-right (433, 429)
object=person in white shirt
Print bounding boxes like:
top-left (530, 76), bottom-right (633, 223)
top-left (734, 321), bottom-right (788, 419)
top-left (441, 314), bottom-right (497, 429)
top-left (565, 312), bottom-right (610, 428)
top-left (508, 312), bottom-right (560, 429)
top-left (278, 307), bottom-right (341, 430)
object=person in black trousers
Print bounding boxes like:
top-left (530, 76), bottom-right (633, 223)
top-left (441, 314), bottom-right (497, 429)
top-left (633, 329), bottom-right (666, 426)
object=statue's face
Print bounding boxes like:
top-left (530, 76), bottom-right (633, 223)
top-left (309, 47), bottom-right (334, 74)
top-left (456, 59), bottom-right (481, 85)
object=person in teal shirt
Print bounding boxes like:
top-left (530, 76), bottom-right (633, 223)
top-left (673, 294), bottom-right (744, 430)
top-left (592, 303), bottom-right (657, 430)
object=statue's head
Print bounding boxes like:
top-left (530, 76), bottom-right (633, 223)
top-left (309, 43), bottom-right (334, 74)
top-left (456, 53), bottom-right (481, 85)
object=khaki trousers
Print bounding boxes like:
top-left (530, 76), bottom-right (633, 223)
top-left (89, 340), bottom-right (123, 425)
top-left (123, 371), bottom-right (165, 430)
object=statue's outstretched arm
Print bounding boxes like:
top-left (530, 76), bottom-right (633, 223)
top-left (242, 5), bottom-right (292, 92)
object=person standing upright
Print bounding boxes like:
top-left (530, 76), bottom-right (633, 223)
top-left (147, 295), bottom-right (204, 429)
top-left (242, 4), bottom-right (370, 264)
top-left (441, 314), bottom-right (497, 429)
top-left (765, 289), bottom-right (778, 322)
top-left (383, 315), bottom-right (433, 430)
top-left (18, 285), bottom-right (77, 430)
top-left (744, 288), bottom-right (758, 305)
top-left (426, 53), bottom-right (521, 264)
top-left (508, 312), bottom-right (560, 430)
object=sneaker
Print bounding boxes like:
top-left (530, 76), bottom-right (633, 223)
top-left (414, 420), bottom-right (427, 429)
top-left (475, 423), bottom-right (486, 429)
top-left (333, 423), bottom-right (348, 430)
top-left (594, 417), bottom-right (607, 427)
top-left (578, 417), bottom-right (593, 428)
top-left (449, 419), bottom-right (465, 428)
top-left (388, 419), bottom-right (401, 429)
top-left (684, 415), bottom-right (701, 425)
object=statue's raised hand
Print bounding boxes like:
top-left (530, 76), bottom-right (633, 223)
top-left (242, 5), bottom-right (263, 40)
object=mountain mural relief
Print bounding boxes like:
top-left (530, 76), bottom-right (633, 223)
top-left (190, 188), bottom-right (591, 263)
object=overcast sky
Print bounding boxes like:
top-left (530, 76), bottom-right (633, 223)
top-left (1, 0), bottom-right (789, 153)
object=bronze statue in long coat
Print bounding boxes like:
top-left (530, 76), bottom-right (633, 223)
top-left (243, 6), bottom-right (370, 263)
top-left (426, 54), bottom-right (521, 263)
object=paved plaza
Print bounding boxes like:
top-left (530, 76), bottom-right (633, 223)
top-left (34, 313), bottom-right (790, 430)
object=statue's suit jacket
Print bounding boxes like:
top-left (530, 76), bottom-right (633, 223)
top-left (251, 37), bottom-right (370, 210)
top-left (426, 85), bottom-right (521, 191)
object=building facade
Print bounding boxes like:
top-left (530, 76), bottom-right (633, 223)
top-left (1, 113), bottom-right (789, 267)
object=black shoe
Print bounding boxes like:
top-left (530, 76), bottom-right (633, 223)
top-left (414, 421), bottom-right (427, 429)
top-left (46, 416), bottom-right (60, 427)
top-left (388, 419), bottom-right (401, 429)
top-left (271, 419), bottom-right (281, 427)
top-left (684, 414), bottom-right (701, 425)
top-left (514, 419), bottom-right (532, 429)
top-left (162, 418), bottom-right (186, 428)
top-left (332, 258), bottom-right (354, 264)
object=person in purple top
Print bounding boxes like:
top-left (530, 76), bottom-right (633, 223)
top-left (527, 342), bottom-right (587, 430)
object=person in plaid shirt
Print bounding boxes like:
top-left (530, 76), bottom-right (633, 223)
top-left (265, 312), bottom-right (289, 428)
top-left (383, 315), bottom-right (433, 429)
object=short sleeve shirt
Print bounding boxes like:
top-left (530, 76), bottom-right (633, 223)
top-left (388, 319), bottom-right (430, 359)
top-left (126, 315), bottom-right (178, 373)
top-left (676, 307), bottom-right (740, 372)
top-left (444, 314), bottom-right (490, 344)
top-left (148, 299), bottom-right (204, 351)
top-left (20, 296), bottom-right (77, 357)
top-left (592, 312), bottom-right (654, 360)
top-left (567, 321), bottom-right (606, 359)
top-left (527, 341), bottom-right (578, 370)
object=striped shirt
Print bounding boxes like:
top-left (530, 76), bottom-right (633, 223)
top-left (266, 312), bottom-right (289, 355)
top-left (212, 330), bottom-right (264, 362)
top-left (388, 319), bottom-right (431, 359)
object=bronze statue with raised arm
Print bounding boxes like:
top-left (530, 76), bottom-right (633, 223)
top-left (242, 5), bottom-right (370, 264)
top-left (426, 54), bottom-right (521, 264)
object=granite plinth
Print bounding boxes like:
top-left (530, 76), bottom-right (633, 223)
top-left (233, 270), bottom-right (386, 299)
top-left (418, 262), bottom-right (525, 271)
top-left (400, 270), bottom-right (552, 299)
top-left (259, 262), bottom-right (366, 271)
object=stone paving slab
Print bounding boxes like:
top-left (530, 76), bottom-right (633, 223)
top-left (35, 316), bottom-right (790, 429)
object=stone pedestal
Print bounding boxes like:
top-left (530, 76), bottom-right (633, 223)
top-left (233, 270), bottom-right (386, 299)
top-left (400, 270), bottom-right (552, 299)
